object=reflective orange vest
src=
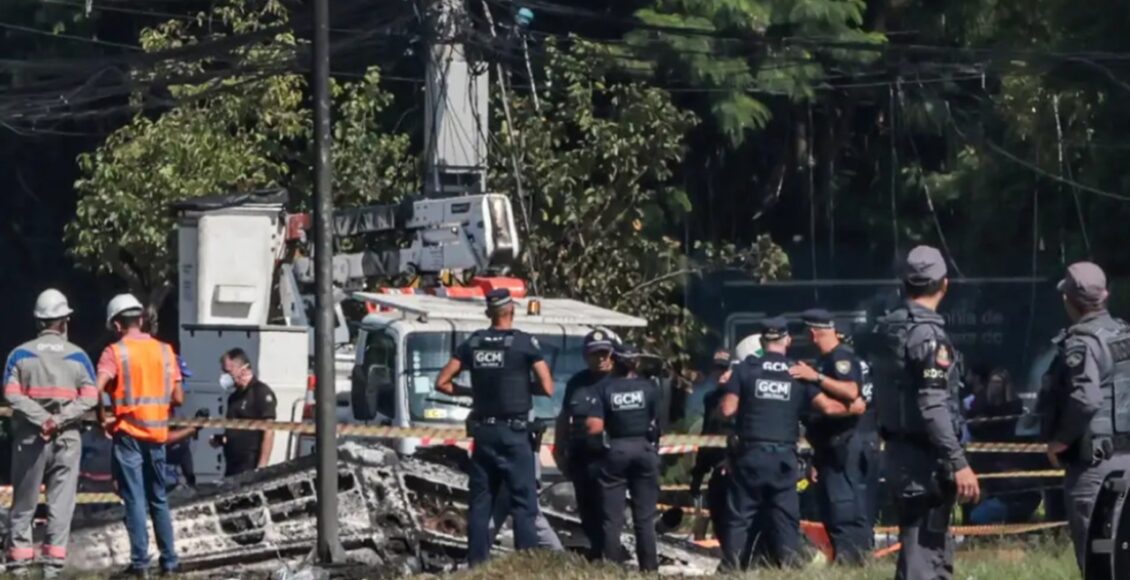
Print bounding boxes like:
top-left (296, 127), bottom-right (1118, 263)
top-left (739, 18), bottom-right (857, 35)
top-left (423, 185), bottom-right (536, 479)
top-left (107, 336), bottom-right (175, 443)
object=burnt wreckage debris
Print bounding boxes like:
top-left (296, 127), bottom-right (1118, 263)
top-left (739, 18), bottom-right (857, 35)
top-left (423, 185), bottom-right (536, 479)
top-left (63, 443), bottom-right (719, 575)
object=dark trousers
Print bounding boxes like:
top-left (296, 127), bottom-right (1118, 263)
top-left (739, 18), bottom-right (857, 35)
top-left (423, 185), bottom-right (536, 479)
top-left (853, 430), bottom-right (882, 536)
top-left (886, 440), bottom-right (955, 580)
top-left (466, 423), bottom-right (539, 565)
top-left (112, 433), bottom-right (178, 572)
top-left (568, 444), bottom-right (603, 559)
top-left (594, 438), bottom-right (659, 571)
top-left (223, 452), bottom-right (257, 478)
top-left (706, 466), bottom-right (729, 544)
top-left (720, 444), bottom-right (801, 571)
top-left (813, 442), bottom-right (870, 564)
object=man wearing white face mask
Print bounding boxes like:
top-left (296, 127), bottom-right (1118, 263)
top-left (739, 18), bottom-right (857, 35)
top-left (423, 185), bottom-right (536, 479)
top-left (209, 348), bottom-right (277, 477)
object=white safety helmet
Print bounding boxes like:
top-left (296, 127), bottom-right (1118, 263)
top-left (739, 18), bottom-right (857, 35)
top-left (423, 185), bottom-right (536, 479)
top-left (105, 293), bottom-right (144, 330)
top-left (734, 333), bottom-right (764, 362)
top-left (33, 288), bottom-right (74, 320)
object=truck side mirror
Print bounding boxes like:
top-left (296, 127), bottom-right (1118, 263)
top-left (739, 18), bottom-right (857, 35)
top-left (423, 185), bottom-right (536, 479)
top-left (351, 364), bottom-right (391, 421)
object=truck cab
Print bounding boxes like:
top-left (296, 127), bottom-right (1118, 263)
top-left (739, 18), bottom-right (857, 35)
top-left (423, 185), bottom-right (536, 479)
top-left (296, 289), bottom-right (647, 469)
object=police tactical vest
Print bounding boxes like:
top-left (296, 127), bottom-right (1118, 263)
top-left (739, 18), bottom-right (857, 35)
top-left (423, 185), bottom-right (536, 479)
top-left (1064, 316), bottom-right (1130, 440)
top-left (468, 330), bottom-right (532, 418)
top-left (736, 354), bottom-right (804, 443)
top-left (874, 307), bottom-right (964, 438)
top-left (603, 377), bottom-right (654, 439)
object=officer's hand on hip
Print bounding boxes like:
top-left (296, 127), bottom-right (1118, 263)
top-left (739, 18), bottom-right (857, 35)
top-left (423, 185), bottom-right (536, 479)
top-left (1046, 441), bottom-right (1068, 469)
top-left (954, 466), bottom-right (981, 504)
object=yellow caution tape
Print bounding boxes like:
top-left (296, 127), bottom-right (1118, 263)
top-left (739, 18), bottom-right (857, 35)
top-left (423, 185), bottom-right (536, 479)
top-left (978, 470), bottom-right (1064, 480)
top-left (0, 406), bottom-right (1055, 456)
top-left (0, 490), bottom-right (121, 506)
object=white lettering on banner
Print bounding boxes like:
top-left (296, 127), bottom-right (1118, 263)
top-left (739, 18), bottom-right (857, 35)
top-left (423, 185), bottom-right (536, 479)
top-left (473, 350), bottom-right (504, 368)
top-left (755, 380), bottom-right (792, 401)
top-left (762, 361), bottom-right (789, 372)
top-left (611, 391), bottom-right (645, 411)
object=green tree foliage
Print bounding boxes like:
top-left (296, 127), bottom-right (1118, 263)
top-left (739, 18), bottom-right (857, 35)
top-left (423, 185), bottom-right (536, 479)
top-left (67, 0), bottom-right (414, 330)
top-left (490, 40), bottom-right (789, 369)
top-left (629, 0), bottom-right (885, 144)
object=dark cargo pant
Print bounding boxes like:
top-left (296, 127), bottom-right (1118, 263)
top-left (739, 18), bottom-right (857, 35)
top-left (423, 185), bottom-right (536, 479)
top-left (466, 423), bottom-right (540, 566)
top-left (1064, 454), bottom-right (1130, 571)
top-left (594, 438), bottom-right (660, 571)
top-left (885, 440), bottom-right (956, 580)
top-left (720, 443), bottom-right (801, 571)
top-left (813, 441), bottom-right (869, 565)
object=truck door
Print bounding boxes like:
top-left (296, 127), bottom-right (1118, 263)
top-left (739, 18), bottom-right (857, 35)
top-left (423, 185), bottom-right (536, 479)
top-left (351, 329), bottom-right (398, 425)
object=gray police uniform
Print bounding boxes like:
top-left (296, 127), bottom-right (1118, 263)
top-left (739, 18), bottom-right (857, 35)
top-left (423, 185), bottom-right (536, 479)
top-left (875, 299), bottom-right (966, 580)
top-left (582, 375), bottom-right (661, 571)
top-left (720, 350), bottom-right (819, 571)
top-left (1040, 309), bottom-right (1130, 570)
top-left (457, 325), bottom-right (544, 565)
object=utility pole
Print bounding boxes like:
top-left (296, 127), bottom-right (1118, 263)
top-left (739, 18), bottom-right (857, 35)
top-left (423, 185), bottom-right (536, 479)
top-left (311, 0), bottom-right (344, 564)
top-left (425, 0), bottom-right (488, 196)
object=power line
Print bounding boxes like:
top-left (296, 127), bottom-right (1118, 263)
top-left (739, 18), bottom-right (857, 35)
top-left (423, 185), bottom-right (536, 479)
top-left (0, 20), bottom-right (141, 50)
top-left (943, 100), bottom-right (1130, 203)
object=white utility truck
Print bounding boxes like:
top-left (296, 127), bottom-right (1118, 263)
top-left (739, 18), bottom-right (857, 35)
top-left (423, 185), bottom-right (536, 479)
top-left (169, 190), bottom-right (646, 484)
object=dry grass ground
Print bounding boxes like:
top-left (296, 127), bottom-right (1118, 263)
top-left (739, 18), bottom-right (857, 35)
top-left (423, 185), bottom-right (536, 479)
top-left (438, 534), bottom-right (1079, 580)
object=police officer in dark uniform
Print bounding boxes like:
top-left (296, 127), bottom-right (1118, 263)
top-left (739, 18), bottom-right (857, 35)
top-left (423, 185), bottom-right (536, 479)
top-left (689, 351), bottom-right (732, 545)
top-left (789, 308), bottom-right (868, 564)
top-left (553, 328), bottom-right (618, 559)
top-left (718, 317), bottom-right (863, 571)
top-left (580, 344), bottom-right (661, 571)
top-left (435, 289), bottom-right (555, 566)
top-left (1037, 261), bottom-right (1130, 571)
top-left (847, 332), bottom-right (881, 543)
top-left (873, 246), bottom-right (980, 580)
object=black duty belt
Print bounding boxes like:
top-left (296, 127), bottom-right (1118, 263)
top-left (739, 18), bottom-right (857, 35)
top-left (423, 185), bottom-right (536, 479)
top-left (880, 429), bottom-right (932, 447)
top-left (731, 438), bottom-right (794, 452)
top-left (472, 415), bottom-right (527, 427)
top-left (607, 434), bottom-right (650, 442)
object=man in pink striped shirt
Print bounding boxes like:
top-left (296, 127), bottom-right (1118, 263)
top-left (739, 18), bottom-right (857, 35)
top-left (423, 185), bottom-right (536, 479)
top-left (2, 289), bottom-right (98, 577)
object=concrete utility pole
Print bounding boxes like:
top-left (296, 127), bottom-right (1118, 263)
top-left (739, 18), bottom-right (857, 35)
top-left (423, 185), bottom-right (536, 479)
top-left (311, 0), bottom-right (345, 564)
top-left (425, 0), bottom-right (489, 196)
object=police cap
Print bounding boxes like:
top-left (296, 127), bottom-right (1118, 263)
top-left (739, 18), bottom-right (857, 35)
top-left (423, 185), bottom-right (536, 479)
top-left (801, 308), bottom-right (835, 329)
top-left (485, 288), bottom-right (513, 310)
top-left (712, 349), bottom-right (732, 366)
top-left (1058, 261), bottom-right (1108, 307)
top-left (761, 316), bottom-right (789, 341)
top-left (903, 245), bottom-right (948, 285)
top-left (583, 329), bottom-right (615, 353)
top-left (613, 342), bottom-right (641, 360)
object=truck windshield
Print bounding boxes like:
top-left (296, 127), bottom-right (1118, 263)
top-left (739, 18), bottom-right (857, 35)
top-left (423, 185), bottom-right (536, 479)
top-left (406, 331), bottom-right (586, 423)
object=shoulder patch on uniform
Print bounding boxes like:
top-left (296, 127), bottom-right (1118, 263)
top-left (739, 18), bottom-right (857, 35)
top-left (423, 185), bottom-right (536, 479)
top-left (835, 360), bottom-right (852, 375)
top-left (935, 344), bottom-right (952, 368)
top-left (1065, 350), bottom-right (1085, 368)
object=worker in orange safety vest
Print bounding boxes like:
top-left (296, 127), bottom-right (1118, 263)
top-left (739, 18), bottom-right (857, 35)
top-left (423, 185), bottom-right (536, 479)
top-left (95, 294), bottom-right (183, 577)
